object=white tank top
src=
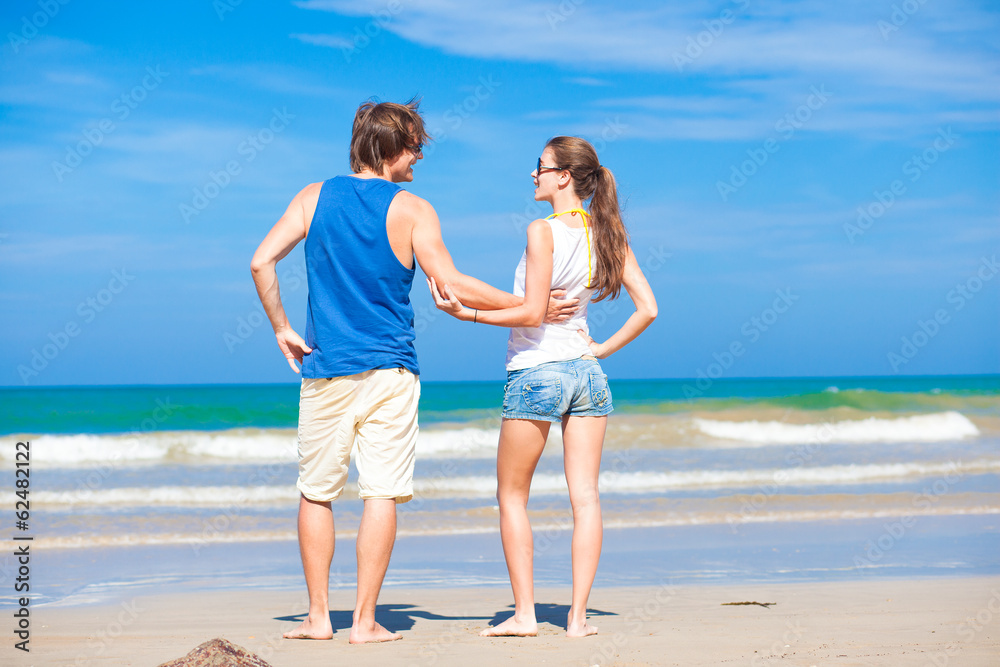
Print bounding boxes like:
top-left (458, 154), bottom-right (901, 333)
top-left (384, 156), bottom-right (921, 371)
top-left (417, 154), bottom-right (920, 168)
top-left (505, 217), bottom-right (595, 371)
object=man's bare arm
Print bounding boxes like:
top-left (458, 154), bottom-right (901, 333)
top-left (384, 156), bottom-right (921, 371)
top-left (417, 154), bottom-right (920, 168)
top-left (250, 183), bottom-right (318, 372)
top-left (407, 194), bottom-right (520, 309)
top-left (428, 219), bottom-right (554, 327)
top-left (406, 193), bottom-right (577, 319)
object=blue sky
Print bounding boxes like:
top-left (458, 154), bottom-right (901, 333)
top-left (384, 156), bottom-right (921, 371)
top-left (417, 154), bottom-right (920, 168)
top-left (1, 0), bottom-right (998, 386)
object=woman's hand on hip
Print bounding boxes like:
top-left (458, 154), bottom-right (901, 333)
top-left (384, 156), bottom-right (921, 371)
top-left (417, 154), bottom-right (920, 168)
top-left (577, 330), bottom-right (607, 358)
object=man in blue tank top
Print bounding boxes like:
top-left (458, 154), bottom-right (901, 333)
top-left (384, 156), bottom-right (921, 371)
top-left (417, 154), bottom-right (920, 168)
top-left (251, 99), bottom-right (576, 644)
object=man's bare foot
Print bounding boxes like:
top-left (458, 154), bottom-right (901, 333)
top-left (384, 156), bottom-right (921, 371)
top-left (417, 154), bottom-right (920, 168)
top-left (566, 620), bottom-right (598, 637)
top-left (479, 615), bottom-right (538, 637)
top-left (282, 615), bottom-right (333, 640)
top-left (349, 621), bottom-right (402, 644)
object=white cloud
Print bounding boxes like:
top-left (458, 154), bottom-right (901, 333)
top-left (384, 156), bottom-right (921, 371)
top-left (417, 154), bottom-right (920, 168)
top-left (293, 0), bottom-right (1000, 138)
top-left (289, 33), bottom-right (354, 49)
top-left (43, 71), bottom-right (105, 87)
top-left (188, 63), bottom-right (349, 98)
top-left (565, 77), bottom-right (613, 87)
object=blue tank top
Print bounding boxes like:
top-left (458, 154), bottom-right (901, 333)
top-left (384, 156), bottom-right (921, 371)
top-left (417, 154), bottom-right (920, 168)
top-left (301, 176), bottom-right (419, 378)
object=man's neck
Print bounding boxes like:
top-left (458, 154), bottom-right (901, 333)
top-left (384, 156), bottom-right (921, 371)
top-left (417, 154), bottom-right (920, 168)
top-left (352, 169), bottom-right (392, 181)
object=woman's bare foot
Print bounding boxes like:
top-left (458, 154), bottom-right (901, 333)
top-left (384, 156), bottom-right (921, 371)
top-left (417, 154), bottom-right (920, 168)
top-left (566, 620), bottom-right (598, 637)
top-left (479, 615), bottom-right (538, 637)
top-left (349, 620), bottom-right (402, 644)
top-left (282, 614), bottom-right (334, 640)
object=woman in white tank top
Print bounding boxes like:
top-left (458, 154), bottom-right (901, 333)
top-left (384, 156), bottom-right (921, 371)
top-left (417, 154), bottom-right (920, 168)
top-left (429, 136), bottom-right (657, 638)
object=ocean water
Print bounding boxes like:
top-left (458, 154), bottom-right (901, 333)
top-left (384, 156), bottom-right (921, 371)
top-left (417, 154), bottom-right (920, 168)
top-left (1, 375), bottom-right (998, 605)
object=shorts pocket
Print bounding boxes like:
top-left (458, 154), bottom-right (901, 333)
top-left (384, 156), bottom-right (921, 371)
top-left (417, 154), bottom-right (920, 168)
top-left (522, 375), bottom-right (563, 416)
top-left (589, 372), bottom-right (611, 409)
top-left (501, 372), bottom-right (520, 414)
top-left (502, 381), bottom-right (515, 413)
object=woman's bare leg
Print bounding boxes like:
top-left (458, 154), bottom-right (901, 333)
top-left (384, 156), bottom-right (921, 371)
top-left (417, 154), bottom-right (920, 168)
top-left (562, 415), bottom-right (607, 637)
top-left (480, 418), bottom-right (550, 637)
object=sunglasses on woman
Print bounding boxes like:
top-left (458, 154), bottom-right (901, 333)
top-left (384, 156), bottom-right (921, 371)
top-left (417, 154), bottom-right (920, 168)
top-left (536, 157), bottom-right (565, 175)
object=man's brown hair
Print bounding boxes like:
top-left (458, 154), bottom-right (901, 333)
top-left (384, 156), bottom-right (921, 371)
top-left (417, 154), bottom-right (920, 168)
top-left (349, 97), bottom-right (430, 175)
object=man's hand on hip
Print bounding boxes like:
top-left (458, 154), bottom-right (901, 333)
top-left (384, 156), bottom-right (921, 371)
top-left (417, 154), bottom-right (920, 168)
top-left (544, 290), bottom-right (579, 324)
top-left (275, 328), bottom-right (312, 373)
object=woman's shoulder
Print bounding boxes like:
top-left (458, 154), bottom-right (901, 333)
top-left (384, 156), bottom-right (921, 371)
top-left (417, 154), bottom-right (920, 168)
top-left (526, 217), bottom-right (556, 236)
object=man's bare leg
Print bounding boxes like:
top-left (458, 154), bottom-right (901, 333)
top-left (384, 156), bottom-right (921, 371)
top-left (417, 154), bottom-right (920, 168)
top-left (350, 498), bottom-right (402, 644)
top-left (283, 494), bottom-right (335, 639)
top-left (480, 418), bottom-right (550, 638)
top-left (562, 415), bottom-right (606, 638)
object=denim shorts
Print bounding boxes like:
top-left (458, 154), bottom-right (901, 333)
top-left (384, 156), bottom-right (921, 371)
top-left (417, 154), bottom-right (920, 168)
top-left (502, 357), bottom-right (613, 422)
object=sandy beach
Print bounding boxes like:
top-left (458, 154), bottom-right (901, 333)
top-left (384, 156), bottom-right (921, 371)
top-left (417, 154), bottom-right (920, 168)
top-left (6, 380), bottom-right (998, 664)
top-left (12, 576), bottom-right (998, 666)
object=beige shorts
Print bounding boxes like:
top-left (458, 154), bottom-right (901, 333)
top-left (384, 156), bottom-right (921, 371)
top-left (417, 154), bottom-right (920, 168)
top-left (297, 367), bottom-right (419, 503)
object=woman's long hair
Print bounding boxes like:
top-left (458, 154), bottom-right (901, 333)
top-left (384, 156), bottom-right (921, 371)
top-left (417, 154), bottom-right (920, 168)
top-left (546, 136), bottom-right (629, 301)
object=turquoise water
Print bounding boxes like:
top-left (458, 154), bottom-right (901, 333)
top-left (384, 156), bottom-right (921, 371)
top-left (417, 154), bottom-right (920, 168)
top-left (3, 375), bottom-right (998, 435)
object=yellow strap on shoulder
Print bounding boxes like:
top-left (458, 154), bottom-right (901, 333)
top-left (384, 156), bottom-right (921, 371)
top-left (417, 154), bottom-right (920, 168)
top-left (545, 208), bottom-right (593, 288)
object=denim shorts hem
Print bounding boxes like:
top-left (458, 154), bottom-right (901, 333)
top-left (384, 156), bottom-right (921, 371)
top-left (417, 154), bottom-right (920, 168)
top-left (500, 410), bottom-right (563, 423)
top-left (500, 405), bottom-right (614, 422)
top-left (501, 358), bottom-right (614, 421)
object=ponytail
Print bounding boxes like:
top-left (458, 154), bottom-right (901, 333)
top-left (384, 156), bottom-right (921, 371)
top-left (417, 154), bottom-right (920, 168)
top-left (546, 136), bottom-right (629, 301)
top-left (587, 165), bottom-right (629, 301)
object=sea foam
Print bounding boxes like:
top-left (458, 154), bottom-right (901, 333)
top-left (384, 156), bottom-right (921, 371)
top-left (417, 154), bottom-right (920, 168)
top-left (19, 426), bottom-right (499, 467)
top-left (35, 458), bottom-right (1000, 507)
top-left (693, 411), bottom-right (979, 445)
